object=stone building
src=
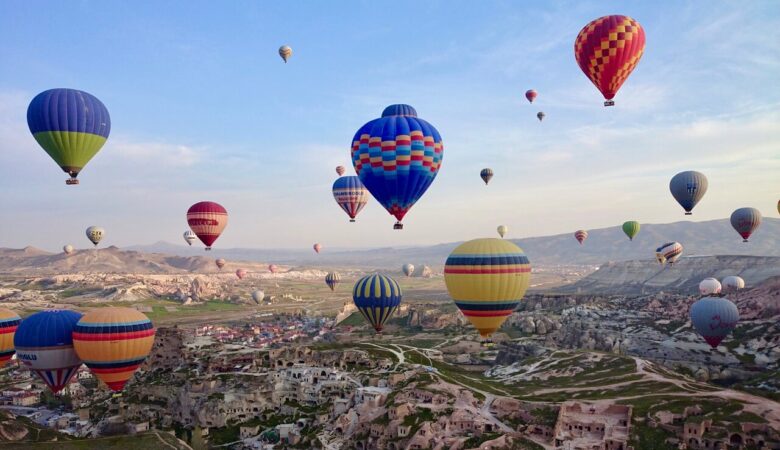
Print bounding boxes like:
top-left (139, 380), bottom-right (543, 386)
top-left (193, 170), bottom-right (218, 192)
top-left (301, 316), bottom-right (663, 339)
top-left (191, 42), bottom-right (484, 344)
top-left (553, 401), bottom-right (631, 450)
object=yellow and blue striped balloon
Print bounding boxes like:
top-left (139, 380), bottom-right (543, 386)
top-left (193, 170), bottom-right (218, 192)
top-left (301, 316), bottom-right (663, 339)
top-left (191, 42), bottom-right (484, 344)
top-left (445, 238), bottom-right (531, 337)
top-left (72, 307), bottom-right (155, 392)
top-left (352, 274), bottom-right (402, 333)
top-left (0, 308), bottom-right (21, 368)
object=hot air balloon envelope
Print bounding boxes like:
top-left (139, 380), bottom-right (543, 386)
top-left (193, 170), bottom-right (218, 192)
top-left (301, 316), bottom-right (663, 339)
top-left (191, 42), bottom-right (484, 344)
top-left (574, 15), bottom-right (645, 106)
top-left (480, 168), bottom-right (493, 185)
top-left (279, 45), bottom-right (292, 62)
top-left (402, 264), bottom-right (414, 277)
top-left (497, 225), bottom-right (508, 238)
top-left (14, 310), bottom-right (83, 393)
top-left (352, 105), bottom-right (443, 229)
top-left (333, 176), bottom-right (369, 222)
top-left (670, 171), bottom-right (708, 215)
top-left (0, 308), bottom-right (21, 368)
top-left (27, 88), bottom-right (111, 184)
top-left (444, 238), bottom-right (531, 337)
top-left (699, 278), bottom-right (722, 296)
top-left (730, 207), bottom-right (762, 242)
top-left (73, 307), bottom-right (155, 391)
top-left (690, 297), bottom-right (739, 348)
top-left (352, 274), bottom-right (402, 333)
top-left (86, 226), bottom-right (104, 246)
top-left (622, 221), bottom-right (640, 241)
top-left (325, 272), bottom-right (341, 291)
top-left (525, 90), bottom-right (537, 103)
top-left (187, 201), bottom-right (228, 250)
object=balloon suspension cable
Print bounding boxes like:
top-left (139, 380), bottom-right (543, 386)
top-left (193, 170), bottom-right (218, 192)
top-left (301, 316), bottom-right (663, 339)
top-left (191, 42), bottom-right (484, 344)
top-left (604, 100), bottom-right (615, 107)
top-left (393, 222), bottom-right (403, 230)
top-left (66, 178), bottom-right (79, 185)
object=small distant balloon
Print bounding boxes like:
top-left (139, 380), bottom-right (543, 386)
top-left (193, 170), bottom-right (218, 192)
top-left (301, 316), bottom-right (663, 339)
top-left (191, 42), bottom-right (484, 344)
top-left (525, 90), bottom-right (537, 103)
top-left (699, 278), bottom-right (722, 296)
top-left (325, 272), bottom-right (341, 291)
top-left (480, 168), bottom-right (493, 185)
top-left (279, 45), bottom-right (292, 63)
top-left (497, 225), bottom-right (508, 238)
top-left (63, 244), bottom-right (74, 255)
top-left (333, 176), bottom-right (369, 222)
top-left (730, 207), bottom-right (762, 243)
top-left (622, 221), bottom-right (640, 241)
top-left (236, 269), bottom-right (247, 280)
top-left (86, 226), bottom-right (104, 247)
top-left (670, 171), bottom-right (708, 215)
top-left (252, 290), bottom-right (265, 304)
top-left (215, 258), bottom-right (226, 270)
top-left (537, 112), bottom-right (545, 122)
top-left (722, 276), bottom-right (745, 292)
top-left (336, 166), bottom-right (346, 176)
top-left (183, 231), bottom-right (197, 246)
top-left (352, 274), bottom-right (402, 333)
top-left (268, 264), bottom-right (278, 274)
top-left (313, 243), bottom-right (322, 254)
top-left (574, 230), bottom-right (588, 245)
top-left (402, 263), bottom-right (414, 277)
top-left (656, 242), bottom-right (683, 265)
top-left (690, 296), bottom-right (739, 349)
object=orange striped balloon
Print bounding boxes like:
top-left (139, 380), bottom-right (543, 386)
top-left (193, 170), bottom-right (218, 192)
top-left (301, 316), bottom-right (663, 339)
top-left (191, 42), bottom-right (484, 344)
top-left (0, 308), bottom-right (21, 368)
top-left (72, 307), bottom-right (155, 392)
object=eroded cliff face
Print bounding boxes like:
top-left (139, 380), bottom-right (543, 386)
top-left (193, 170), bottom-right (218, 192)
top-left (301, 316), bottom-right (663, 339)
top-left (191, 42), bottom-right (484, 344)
top-left (563, 255), bottom-right (780, 295)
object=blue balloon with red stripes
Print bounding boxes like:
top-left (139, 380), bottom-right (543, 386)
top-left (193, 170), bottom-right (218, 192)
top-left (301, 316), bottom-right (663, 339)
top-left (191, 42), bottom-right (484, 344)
top-left (351, 105), bottom-right (443, 229)
top-left (13, 310), bottom-right (83, 393)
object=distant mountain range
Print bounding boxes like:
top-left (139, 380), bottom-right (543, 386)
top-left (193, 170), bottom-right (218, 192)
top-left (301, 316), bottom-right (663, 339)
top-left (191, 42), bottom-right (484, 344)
top-left (128, 218), bottom-right (780, 268)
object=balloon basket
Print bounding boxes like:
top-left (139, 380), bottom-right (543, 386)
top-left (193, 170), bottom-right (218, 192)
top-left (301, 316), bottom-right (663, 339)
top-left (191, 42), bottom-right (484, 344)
top-left (604, 100), bottom-right (615, 107)
top-left (393, 222), bottom-right (403, 230)
top-left (350, 219), bottom-right (355, 223)
top-left (66, 178), bottom-right (79, 185)
top-left (685, 212), bottom-right (692, 216)
top-left (205, 247), bottom-right (212, 251)
top-left (743, 239), bottom-right (749, 243)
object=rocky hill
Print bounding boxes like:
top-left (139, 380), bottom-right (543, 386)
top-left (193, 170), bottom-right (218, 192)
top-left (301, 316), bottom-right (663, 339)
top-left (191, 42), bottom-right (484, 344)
top-left (130, 217), bottom-right (780, 267)
top-left (559, 255), bottom-right (780, 295)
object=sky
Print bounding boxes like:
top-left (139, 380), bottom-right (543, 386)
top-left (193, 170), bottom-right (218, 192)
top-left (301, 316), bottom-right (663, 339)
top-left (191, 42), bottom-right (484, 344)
top-left (0, 1), bottom-right (778, 251)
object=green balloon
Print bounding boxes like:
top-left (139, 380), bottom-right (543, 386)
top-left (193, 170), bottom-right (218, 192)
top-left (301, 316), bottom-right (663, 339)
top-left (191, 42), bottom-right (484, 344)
top-left (622, 221), bottom-right (640, 241)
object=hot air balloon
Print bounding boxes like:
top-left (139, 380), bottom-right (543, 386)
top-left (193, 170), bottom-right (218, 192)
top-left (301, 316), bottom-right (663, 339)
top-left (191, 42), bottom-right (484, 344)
top-left (444, 238), bottom-right (531, 338)
top-left (325, 272), bottom-right (341, 291)
top-left (352, 274), bottom-right (402, 333)
top-left (777, 199), bottom-right (779, 215)
top-left (236, 269), bottom-right (247, 280)
top-left (215, 258), bottom-right (226, 270)
top-left (313, 243), bottom-right (322, 254)
top-left (525, 90), bottom-right (537, 103)
top-left (332, 176), bottom-right (369, 222)
top-left (72, 307), bottom-right (155, 391)
top-left (63, 244), bottom-right (74, 255)
top-left (656, 242), bottom-right (683, 265)
top-left (27, 89), bottom-right (110, 185)
top-left (574, 15), bottom-right (645, 106)
top-left (187, 201), bottom-right (228, 250)
top-left (268, 264), bottom-right (278, 274)
top-left (352, 104), bottom-right (443, 230)
top-left (183, 231), bottom-right (197, 246)
top-left (730, 207), bottom-right (762, 243)
top-left (537, 112), bottom-right (545, 122)
top-left (402, 264), bottom-right (415, 277)
top-left (336, 165), bottom-right (346, 176)
top-left (279, 45), bottom-right (292, 63)
top-left (497, 225), bottom-right (508, 238)
top-left (622, 221), bottom-right (640, 241)
top-left (722, 276), bottom-right (745, 292)
top-left (86, 226), bottom-right (104, 247)
top-left (14, 310), bottom-right (83, 393)
top-left (480, 168), bottom-right (493, 185)
top-left (574, 230), bottom-right (588, 245)
top-left (690, 296), bottom-right (739, 348)
top-left (0, 308), bottom-right (21, 368)
top-left (670, 171), bottom-right (708, 215)
top-left (699, 278), bottom-right (722, 296)
top-left (251, 290), bottom-right (265, 304)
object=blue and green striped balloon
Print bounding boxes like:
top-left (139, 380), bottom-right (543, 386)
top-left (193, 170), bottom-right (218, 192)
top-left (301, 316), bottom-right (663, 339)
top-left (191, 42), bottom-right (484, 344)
top-left (27, 88), bottom-right (111, 185)
top-left (352, 274), bottom-right (402, 333)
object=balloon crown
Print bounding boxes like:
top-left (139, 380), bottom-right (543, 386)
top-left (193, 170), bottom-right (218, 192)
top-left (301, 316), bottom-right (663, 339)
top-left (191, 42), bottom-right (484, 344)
top-left (382, 104), bottom-right (418, 117)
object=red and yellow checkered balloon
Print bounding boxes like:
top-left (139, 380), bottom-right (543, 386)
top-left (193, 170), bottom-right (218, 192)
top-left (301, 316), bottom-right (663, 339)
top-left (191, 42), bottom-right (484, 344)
top-left (575, 15), bottom-right (645, 106)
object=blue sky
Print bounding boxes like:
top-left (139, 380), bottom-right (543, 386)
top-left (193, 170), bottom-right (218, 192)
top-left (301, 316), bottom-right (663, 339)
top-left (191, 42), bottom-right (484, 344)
top-left (0, 1), bottom-right (778, 251)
